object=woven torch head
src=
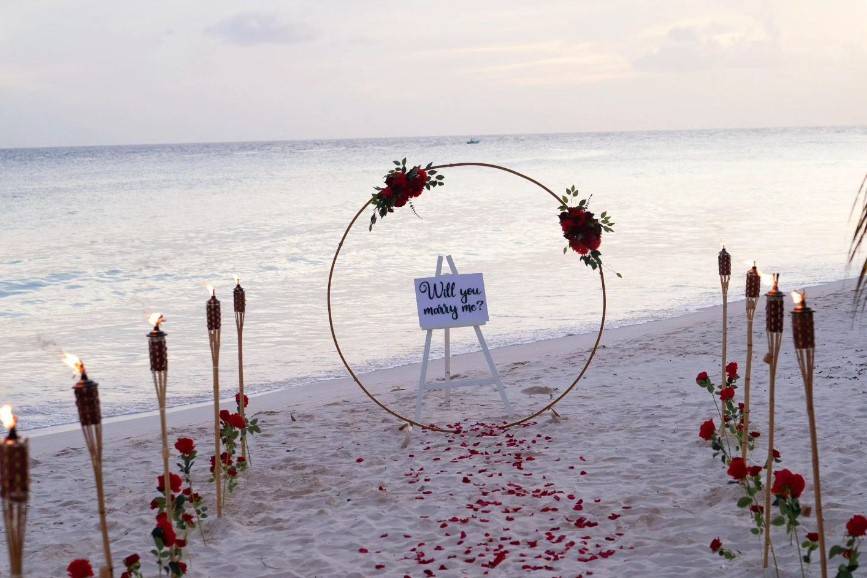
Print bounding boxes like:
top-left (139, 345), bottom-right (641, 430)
top-left (74, 378), bottom-right (101, 426)
top-left (0, 441), bottom-right (29, 503)
top-left (234, 283), bottom-right (245, 313)
top-left (718, 247), bottom-right (731, 276)
top-left (766, 275), bottom-right (784, 333)
top-left (207, 295), bottom-right (221, 331)
top-left (746, 265), bottom-right (761, 298)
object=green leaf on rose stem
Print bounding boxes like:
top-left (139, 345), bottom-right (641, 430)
top-left (751, 528), bottom-right (761, 535)
top-left (737, 497), bottom-right (752, 508)
top-left (830, 545), bottom-right (845, 558)
top-left (772, 516), bottom-right (785, 526)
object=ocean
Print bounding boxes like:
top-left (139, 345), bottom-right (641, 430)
top-left (2, 127), bottom-right (865, 430)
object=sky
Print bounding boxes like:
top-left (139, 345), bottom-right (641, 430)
top-left (2, 0), bottom-right (867, 148)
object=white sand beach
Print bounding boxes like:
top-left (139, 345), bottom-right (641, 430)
top-left (18, 278), bottom-right (866, 577)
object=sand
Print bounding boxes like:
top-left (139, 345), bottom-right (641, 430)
top-left (14, 278), bottom-right (867, 577)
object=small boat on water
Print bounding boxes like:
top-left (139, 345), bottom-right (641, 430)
top-left (466, 138), bottom-right (480, 144)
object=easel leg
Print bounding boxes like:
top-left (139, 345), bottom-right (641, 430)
top-left (415, 329), bottom-right (433, 422)
top-left (473, 326), bottom-right (512, 415)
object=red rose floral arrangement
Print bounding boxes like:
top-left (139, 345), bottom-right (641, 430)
top-left (121, 553), bottom-right (143, 578)
top-left (558, 186), bottom-right (615, 271)
top-left (368, 159), bottom-right (444, 230)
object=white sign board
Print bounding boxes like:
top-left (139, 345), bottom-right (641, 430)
top-left (414, 273), bottom-right (489, 330)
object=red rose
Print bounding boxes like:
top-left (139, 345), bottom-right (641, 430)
top-left (237, 456), bottom-right (247, 464)
top-left (569, 238), bottom-right (589, 255)
top-left (121, 573), bottom-right (131, 578)
top-left (719, 387), bottom-right (735, 401)
top-left (182, 513), bottom-right (195, 526)
top-left (235, 392), bottom-right (249, 408)
top-left (725, 362), bottom-right (739, 379)
top-left (727, 457), bottom-right (748, 480)
top-left (155, 512), bottom-right (176, 547)
top-left (67, 559), bottom-right (94, 578)
top-left (227, 412), bottom-right (246, 429)
top-left (228, 466), bottom-right (238, 478)
top-left (747, 465), bottom-right (762, 477)
top-left (177, 561), bottom-right (188, 574)
top-left (709, 538), bottom-right (722, 552)
top-left (174, 438), bottom-right (195, 456)
top-left (394, 192), bottom-right (409, 207)
top-left (750, 431), bottom-right (761, 438)
top-left (386, 171), bottom-right (408, 191)
top-left (123, 553), bottom-right (140, 568)
top-left (696, 371), bottom-right (709, 385)
top-left (156, 473), bottom-right (183, 495)
top-left (806, 532), bottom-right (819, 542)
top-left (771, 469), bottom-right (805, 499)
top-left (583, 233), bottom-right (601, 251)
top-left (219, 409), bottom-right (231, 423)
top-left (698, 419), bottom-right (715, 441)
top-left (750, 504), bottom-right (764, 514)
top-left (175, 539), bottom-right (187, 548)
top-left (149, 498), bottom-right (160, 510)
top-left (772, 448), bottom-right (781, 460)
top-left (378, 187), bottom-right (393, 201)
top-left (846, 514), bottom-right (867, 537)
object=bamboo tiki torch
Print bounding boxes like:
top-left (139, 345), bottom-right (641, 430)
top-left (742, 264), bottom-right (761, 461)
top-left (762, 274), bottom-right (784, 569)
top-left (792, 290), bottom-right (827, 578)
top-left (147, 313), bottom-right (173, 522)
top-left (233, 276), bottom-right (248, 463)
top-left (207, 286), bottom-right (223, 517)
top-left (67, 355), bottom-right (114, 578)
top-left (0, 405), bottom-right (28, 578)
top-left (718, 247), bottom-right (731, 431)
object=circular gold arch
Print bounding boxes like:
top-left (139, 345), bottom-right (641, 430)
top-left (327, 162), bottom-right (607, 433)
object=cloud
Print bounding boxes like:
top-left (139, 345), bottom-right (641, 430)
top-left (206, 12), bottom-right (313, 46)
top-left (635, 19), bottom-right (780, 71)
top-left (460, 43), bottom-right (632, 86)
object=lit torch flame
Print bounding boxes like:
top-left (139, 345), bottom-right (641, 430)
top-left (791, 290), bottom-right (806, 309)
top-left (148, 312), bottom-right (165, 330)
top-left (62, 352), bottom-right (85, 376)
top-left (0, 405), bottom-right (16, 431)
top-left (234, 274), bottom-right (241, 286)
top-left (206, 283), bottom-right (215, 297)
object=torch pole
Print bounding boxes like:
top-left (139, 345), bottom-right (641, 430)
top-left (210, 329), bottom-right (222, 517)
top-left (793, 294), bottom-right (827, 578)
top-left (718, 247), bottom-right (731, 435)
top-left (235, 312), bottom-right (247, 462)
top-left (152, 371), bottom-right (172, 522)
top-left (147, 320), bottom-right (172, 525)
top-left (742, 299), bottom-right (756, 460)
top-left (762, 275), bottom-right (784, 569)
top-left (73, 367), bottom-right (114, 578)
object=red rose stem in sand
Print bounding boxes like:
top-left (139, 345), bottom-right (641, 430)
top-left (0, 405), bottom-right (28, 578)
top-left (233, 276), bottom-right (248, 463)
top-left (742, 263), bottom-right (761, 461)
top-left (206, 286), bottom-right (223, 517)
top-left (66, 354), bottom-right (114, 578)
top-left (792, 290), bottom-right (827, 578)
top-left (718, 247), bottom-right (731, 432)
top-left (147, 313), bottom-right (173, 522)
top-left (762, 273), bottom-right (784, 569)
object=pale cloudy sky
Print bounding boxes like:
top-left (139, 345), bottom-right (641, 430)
top-left (2, 1), bottom-right (866, 148)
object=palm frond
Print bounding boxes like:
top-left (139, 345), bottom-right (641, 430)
top-left (850, 173), bottom-right (867, 311)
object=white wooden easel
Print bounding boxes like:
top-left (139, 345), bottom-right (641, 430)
top-left (414, 255), bottom-right (512, 421)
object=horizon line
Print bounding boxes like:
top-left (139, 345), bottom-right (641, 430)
top-left (2, 123), bottom-right (865, 153)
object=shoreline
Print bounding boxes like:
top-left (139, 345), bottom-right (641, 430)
top-left (30, 275), bottom-right (858, 458)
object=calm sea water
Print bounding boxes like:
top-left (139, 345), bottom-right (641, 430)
top-left (1, 127), bottom-right (865, 430)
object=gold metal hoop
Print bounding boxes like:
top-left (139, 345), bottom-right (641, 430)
top-left (327, 162), bottom-right (607, 433)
